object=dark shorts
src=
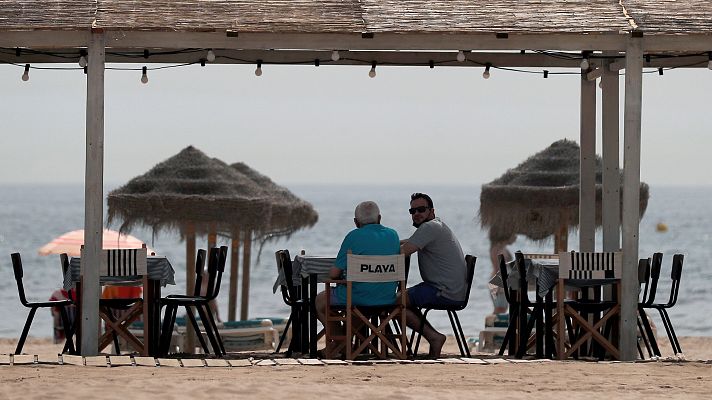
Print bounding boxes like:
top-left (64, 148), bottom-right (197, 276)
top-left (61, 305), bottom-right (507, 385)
top-left (407, 282), bottom-right (465, 308)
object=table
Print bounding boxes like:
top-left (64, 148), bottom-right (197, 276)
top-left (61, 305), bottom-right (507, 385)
top-left (64, 256), bottom-right (175, 356)
top-left (489, 258), bottom-right (559, 358)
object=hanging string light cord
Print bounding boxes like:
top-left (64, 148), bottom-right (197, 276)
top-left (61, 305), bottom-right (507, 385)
top-left (1, 47), bottom-right (710, 77)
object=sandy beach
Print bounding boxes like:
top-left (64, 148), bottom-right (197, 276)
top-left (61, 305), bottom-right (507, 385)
top-left (1, 336), bottom-right (710, 400)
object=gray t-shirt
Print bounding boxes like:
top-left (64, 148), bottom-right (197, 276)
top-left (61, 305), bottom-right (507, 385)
top-left (406, 217), bottom-right (467, 301)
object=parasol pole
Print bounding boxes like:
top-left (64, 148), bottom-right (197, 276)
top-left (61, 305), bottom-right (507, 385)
top-left (228, 230), bottom-right (241, 321)
top-left (240, 230), bottom-right (252, 320)
top-left (554, 211), bottom-right (569, 253)
top-left (184, 222), bottom-right (196, 353)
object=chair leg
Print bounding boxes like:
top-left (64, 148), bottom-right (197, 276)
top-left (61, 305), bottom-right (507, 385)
top-left (159, 305), bottom-right (175, 356)
top-left (275, 314), bottom-right (293, 353)
top-left (638, 308), bottom-right (661, 357)
top-left (636, 315), bottom-right (652, 359)
top-left (15, 307), bottom-right (38, 355)
top-left (58, 306), bottom-right (76, 354)
top-left (204, 305), bottom-right (225, 355)
top-left (197, 304), bottom-right (222, 356)
top-left (450, 310), bottom-right (470, 358)
top-left (185, 306), bottom-right (210, 354)
top-left (412, 309), bottom-right (429, 357)
top-left (659, 308), bottom-right (682, 356)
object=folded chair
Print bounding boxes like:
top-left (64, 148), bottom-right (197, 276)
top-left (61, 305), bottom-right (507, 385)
top-left (82, 246), bottom-right (148, 354)
top-left (324, 254), bottom-right (408, 360)
top-left (159, 246), bottom-right (228, 357)
top-left (11, 252), bottom-right (76, 355)
top-left (637, 257), bottom-right (661, 359)
top-left (411, 255), bottom-right (476, 357)
top-left (274, 249), bottom-right (309, 355)
top-left (556, 251), bottom-right (622, 360)
top-left (640, 253), bottom-right (684, 357)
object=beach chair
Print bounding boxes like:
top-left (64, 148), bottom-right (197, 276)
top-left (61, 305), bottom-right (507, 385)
top-left (411, 255), bottom-right (476, 357)
top-left (220, 319), bottom-right (278, 352)
top-left (10, 252), bottom-right (76, 355)
top-left (324, 254), bottom-right (408, 360)
top-left (636, 257), bottom-right (661, 359)
top-left (640, 253), bottom-right (684, 358)
top-left (274, 249), bottom-right (308, 355)
top-left (557, 251), bottom-right (622, 360)
top-left (159, 246), bottom-right (228, 357)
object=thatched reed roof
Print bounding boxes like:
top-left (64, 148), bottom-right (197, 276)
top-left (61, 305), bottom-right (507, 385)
top-left (479, 139), bottom-right (649, 243)
top-left (1, 1), bottom-right (711, 34)
top-left (230, 162), bottom-right (318, 237)
top-left (107, 146), bottom-right (272, 235)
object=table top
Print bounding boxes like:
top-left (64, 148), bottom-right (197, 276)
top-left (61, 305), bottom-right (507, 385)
top-left (64, 256), bottom-right (176, 290)
top-left (273, 254), bottom-right (335, 293)
top-left (489, 258), bottom-right (559, 298)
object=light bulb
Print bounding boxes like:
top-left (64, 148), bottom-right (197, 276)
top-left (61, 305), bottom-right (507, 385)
top-left (581, 58), bottom-right (590, 70)
top-left (78, 55), bottom-right (87, 68)
top-left (368, 67), bottom-right (376, 78)
top-left (708, 60), bottom-right (712, 70)
top-left (331, 50), bottom-right (340, 62)
top-left (140, 66), bottom-right (148, 84)
top-left (21, 64), bottom-right (29, 81)
top-left (456, 50), bottom-right (466, 62)
top-left (255, 60), bottom-right (263, 76)
top-left (483, 64), bottom-right (491, 79)
top-left (206, 49), bottom-right (216, 62)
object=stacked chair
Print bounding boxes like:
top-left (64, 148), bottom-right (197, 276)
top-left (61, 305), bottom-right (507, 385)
top-left (274, 249), bottom-right (309, 355)
top-left (159, 246), bottom-right (228, 356)
top-left (639, 253), bottom-right (685, 358)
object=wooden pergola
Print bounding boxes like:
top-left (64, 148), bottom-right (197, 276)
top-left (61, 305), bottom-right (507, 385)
top-left (3, 0), bottom-right (711, 359)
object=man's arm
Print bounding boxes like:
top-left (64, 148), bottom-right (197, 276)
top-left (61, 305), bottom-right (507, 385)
top-left (400, 240), bottom-right (419, 256)
top-left (329, 266), bottom-right (343, 279)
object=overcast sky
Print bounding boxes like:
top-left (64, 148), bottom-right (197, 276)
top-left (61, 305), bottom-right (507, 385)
top-left (0, 62), bottom-right (709, 187)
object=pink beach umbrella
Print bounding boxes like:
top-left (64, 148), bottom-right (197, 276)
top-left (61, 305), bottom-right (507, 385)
top-left (38, 229), bottom-right (154, 257)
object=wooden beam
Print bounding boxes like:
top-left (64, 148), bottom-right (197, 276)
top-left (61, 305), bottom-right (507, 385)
top-left (602, 56), bottom-right (621, 252)
top-left (579, 67), bottom-right (596, 252)
top-left (0, 30), bottom-right (90, 48)
top-left (621, 35), bottom-right (644, 362)
top-left (80, 30), bottom-right (105, 356)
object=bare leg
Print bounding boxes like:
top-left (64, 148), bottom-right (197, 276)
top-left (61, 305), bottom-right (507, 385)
top-left (405, 308), bottom-right (446, 358)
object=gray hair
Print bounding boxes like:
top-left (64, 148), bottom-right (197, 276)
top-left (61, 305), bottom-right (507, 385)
top-left (354, 201), bottom-right (380, 225)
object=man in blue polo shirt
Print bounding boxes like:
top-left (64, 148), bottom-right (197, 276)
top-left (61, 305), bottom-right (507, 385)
top-left (315, 201), bottom-right (400, 343)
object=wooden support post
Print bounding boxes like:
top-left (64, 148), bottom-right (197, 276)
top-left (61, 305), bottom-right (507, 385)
top-left (621, 35), bottom-right (644, 361)
top-left (81, 29), bottom-right (105, 356)
top-left (579, 66), bottom-right (597, 252)
top-left (240, 230), bottom-right (252, 321)
top-left (228, 231), bottom-right (241, 322)
top-left (554, 212), bottom-right (569, 253)
top-left (602, 55), bottom-right (621, 252)
top-left (184, 223), bottom-right (196, 353)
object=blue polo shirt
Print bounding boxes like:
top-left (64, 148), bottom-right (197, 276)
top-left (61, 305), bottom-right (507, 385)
top-left (333, 223), bottom-right (400, 306)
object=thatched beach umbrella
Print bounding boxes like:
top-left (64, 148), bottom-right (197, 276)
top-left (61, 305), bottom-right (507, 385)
top-left (227, 162), bottom-right (318, 321)
top-left (479, 139), bottom-right (649, 252)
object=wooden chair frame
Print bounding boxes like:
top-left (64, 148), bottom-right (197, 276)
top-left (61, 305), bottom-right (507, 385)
top-left (324, 254), bottom-right (408, 360)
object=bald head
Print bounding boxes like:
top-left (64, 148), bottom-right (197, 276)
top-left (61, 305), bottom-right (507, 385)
top-left (354, 201), bottom-right (381, 226)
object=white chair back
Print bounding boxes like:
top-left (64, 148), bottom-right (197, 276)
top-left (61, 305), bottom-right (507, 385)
top-left (82, 247), bottom-right (148, 276)
top-left (346, 254), bottom-right (405, 283)
top-left (558, 251), bottom-right (622, 279)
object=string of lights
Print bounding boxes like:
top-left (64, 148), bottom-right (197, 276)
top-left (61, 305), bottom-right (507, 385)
top-left (1, 47), bottom-right (710, 83)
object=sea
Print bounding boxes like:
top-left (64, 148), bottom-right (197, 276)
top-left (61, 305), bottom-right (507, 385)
top-left (1, 184), bottom-right (710, 340)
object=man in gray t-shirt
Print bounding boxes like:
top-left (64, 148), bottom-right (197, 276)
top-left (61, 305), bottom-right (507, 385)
top-left (401, 192), bottom-right (467, 358)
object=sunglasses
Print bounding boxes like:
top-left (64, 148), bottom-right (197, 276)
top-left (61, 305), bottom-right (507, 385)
top-left (408, 206), bottom-right (430, 215)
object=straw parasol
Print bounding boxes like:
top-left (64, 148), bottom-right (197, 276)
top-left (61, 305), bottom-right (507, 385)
top-left (479, 139), bottom-right (649, 251)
